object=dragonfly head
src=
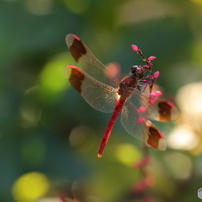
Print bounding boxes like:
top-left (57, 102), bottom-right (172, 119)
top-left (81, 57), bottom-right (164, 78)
top-left (130, 65), bottom-right (144, 80)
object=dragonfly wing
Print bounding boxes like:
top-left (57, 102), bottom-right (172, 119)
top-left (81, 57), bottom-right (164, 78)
top-left (121, 100), bottom-right (148, 142)
top-left (129, 88), bottom-right (179, 122)
top-left (64, 65), bottom-right (118, 113)
top-left (121, 101), bottom-right (166, 150)
top-left (147, 99), bottom-right (179, 122)
top-left (66, 34), bottom-right (119, 88)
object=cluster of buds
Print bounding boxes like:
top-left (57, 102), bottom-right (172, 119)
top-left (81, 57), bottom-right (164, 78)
top-left (131, 44), bottom-right (160, 93)
top-left (136, 90), bottom-right (162, 125)
top-left (131, 45), bottom-right (156, 70)
top-left (132, 44), bottom-right (163, 124)
top-left (131, 45), bottom-right (160, 201)
top-left (132, 144), bottom-right (156, 201)
top-left (132, 176), bottom-right (155, 193)
top-left (149, 91), bottom-right (162, 105)
top-left (134, 155), bottom-right (150, 168)
top-left (132, 153), bottom-right (155, 201)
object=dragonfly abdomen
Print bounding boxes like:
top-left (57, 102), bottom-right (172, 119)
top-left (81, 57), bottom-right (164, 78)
top-left (98, 99), bottom-right (125, 158)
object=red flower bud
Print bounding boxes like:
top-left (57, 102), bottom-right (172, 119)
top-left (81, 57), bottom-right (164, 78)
top-left (147, 56), bottom-right (156, 61)
top-left (137, 116), bottom-right (146, 124)
top-left (143, 65), bottom-right (150, 69)
top-left (150, 91), bottom-right (162, 98)
top-left (147, 61), bottom-right (153, 66)
top-left (131, 44), bottom-right (139, 52)
top-left (153, 71), bottom-right (160, 79)
top-left (137, 106), bottom-right (147, 113)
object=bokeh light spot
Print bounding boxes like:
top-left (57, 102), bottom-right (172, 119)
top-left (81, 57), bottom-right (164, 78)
top-left (115, 144), bottom-right (141, 166)
top-left (64, 0), bottom-right (90, 14)
top-left (117, 0), bottom-right (175, 26)
top-left (69, 125), bottom-right (96, 153)
top-left (20, 86), bottom-right (41, 128)
top-left (176, 81), bottom-right (202, 126)
top-left (164, 152), bottom-right (193, 180)
top-left (105, 62), bottom-right (121, 79)
top-left (168, 124), bottom-right (199, 150)
top-left (39, 52), bottom-right (73, 103)
top-left (177, 82), bottom-right (202, 115)
top-left (35, 197), bottom-right (61, 202)
top-left (25, 0), bottom-right (54, 16)
top-left (191, 0), bottom-right (202, 6)
top-left (12, 172), bottom-right (50, 202)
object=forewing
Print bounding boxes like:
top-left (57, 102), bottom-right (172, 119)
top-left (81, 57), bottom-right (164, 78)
top-left (64, 65), bottom-right (118, 113)
top-left (66, 34), bottom-right (119, 88)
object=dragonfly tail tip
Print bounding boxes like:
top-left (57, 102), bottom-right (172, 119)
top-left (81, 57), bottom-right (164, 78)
top-left (97, 153), bottom-right (102, 158)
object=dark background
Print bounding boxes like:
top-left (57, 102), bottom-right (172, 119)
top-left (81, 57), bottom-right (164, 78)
top-left (1, 0), bottom-right (202, 201)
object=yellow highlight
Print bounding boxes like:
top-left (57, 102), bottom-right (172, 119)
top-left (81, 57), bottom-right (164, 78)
top-left (177, 82), bottom-right (202, 121)
top-left (115, 144), bottom-right (141, 166)
top-left (12, 172), bottom-right (50, 202)
top-left (192, 40), bottom-right (202, 64)
top-left (164, 152), bottom-right (193, 180)
top-left (191, 0), bottom-right (202, 5)
top-left (168, 125), bottom-right (199, 150)
top-left (39, 52), bottom-right (74, 102)
top-left (40, 52), bottom-right (69, 93)
top-left (64, 0), bottom-right (90, 14)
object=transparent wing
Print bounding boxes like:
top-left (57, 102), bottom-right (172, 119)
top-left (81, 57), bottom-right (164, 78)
top-left (121, 100), bottom-right (166, 151)
top-left (128, 87), bottom-right (179, 122)
top-left (66, 34), bottom-right (119, 88)
top-left (64, 65), bottom-right (118, 113)
top-left (121, 100), bottom-right (148, 142)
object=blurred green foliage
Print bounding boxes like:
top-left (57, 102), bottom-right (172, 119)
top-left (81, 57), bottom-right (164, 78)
top-left (1, 0), bottom-right (202, 201)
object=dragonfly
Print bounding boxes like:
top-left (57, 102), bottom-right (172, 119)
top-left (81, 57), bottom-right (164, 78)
top-left (65, 34), bottom-right (179, 158)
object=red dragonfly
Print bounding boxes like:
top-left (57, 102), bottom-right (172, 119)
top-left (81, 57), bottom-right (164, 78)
top-left (65, 34), bottom-right (179, 158)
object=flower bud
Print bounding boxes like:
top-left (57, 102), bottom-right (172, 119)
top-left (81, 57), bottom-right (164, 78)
top-left (147, 56), bottom-right (156, 61)
top-left (153, 71), bottom-right (160, 79)
top-left (131, 44), bottom-right (139, 52)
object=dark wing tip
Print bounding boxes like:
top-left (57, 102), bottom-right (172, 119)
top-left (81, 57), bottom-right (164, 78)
top-left (68, 65), bottom-right (85, 94)
top-left (158, 100), bottom-right (179, 122)
top-left (65, 34), bottom-right (81, 46)
top-left (146, 121), bottom-right (166, 151)
top-left (66, 34), bottom-right (87, 63)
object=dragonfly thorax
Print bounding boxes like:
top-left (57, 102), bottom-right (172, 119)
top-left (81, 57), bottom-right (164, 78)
top-left (118, 65), bottom-right (144, 100)
top-left (118, 76), bottom-right (137, 100)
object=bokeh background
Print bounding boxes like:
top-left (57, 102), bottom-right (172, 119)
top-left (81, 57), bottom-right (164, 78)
top-left (1, 0), bottom-right (202, 201)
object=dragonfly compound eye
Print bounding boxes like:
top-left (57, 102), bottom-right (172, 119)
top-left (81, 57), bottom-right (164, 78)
top-left (131, 65), bottom-right (144, 79)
